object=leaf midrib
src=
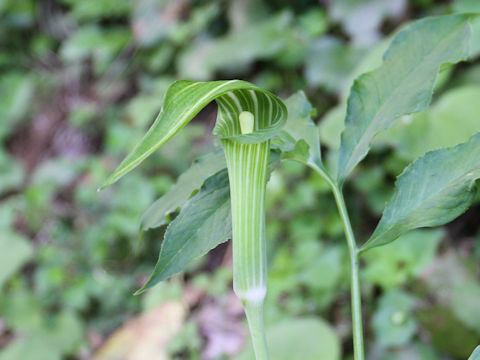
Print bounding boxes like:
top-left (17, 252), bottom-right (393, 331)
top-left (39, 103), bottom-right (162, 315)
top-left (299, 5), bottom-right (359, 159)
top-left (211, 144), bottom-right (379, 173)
top-left (342, 21), bottom-right (466, 177)
top-left (370, 164), bottom-right (478, 244)
top-left (113, 80), bottom-right (242, 181)
top-left (153, 186), bottom-right (230, 278)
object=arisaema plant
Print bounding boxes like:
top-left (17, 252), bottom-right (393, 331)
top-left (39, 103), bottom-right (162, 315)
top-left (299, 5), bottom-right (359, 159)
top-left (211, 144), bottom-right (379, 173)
top-left (100, 80), bottom-right (287, 359)
top-left (100, 13), bottom-right (480, 360)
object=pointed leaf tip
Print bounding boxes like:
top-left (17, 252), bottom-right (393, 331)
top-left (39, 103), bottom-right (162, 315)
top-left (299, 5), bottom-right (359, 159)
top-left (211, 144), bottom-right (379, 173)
top-left (101, 80), bottom-right (286, 187)
top-left (135, 170), bottom-right (231, 293)
top-left (362, 131), bottom-right (480, 251)
top-left (337, 14), bottom-right (472, 182)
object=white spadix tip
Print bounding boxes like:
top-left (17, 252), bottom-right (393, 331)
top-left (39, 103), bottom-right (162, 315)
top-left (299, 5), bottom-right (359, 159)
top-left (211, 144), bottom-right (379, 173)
top-left (239, 111), bottom-right (254, 134)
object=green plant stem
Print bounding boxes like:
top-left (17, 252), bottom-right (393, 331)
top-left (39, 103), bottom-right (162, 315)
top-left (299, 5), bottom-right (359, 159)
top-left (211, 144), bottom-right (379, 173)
top-left (309, 162), bottom-right (365, 360)
top-left (244, 299), bottom-right (269, 360)
top-left (331, 184), bottom-right (364, 360)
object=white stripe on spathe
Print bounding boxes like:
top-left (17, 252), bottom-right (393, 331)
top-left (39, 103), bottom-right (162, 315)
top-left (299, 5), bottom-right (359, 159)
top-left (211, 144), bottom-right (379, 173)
top-left (220, 96), bottom-right (270, 300)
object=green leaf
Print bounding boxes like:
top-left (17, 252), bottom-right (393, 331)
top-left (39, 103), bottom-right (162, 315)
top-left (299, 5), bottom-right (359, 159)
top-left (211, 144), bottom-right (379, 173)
top-left (140, 150), bottom-right (226, 231)
top-left (454, 0), bottom-right (480, 13)
top-left (417, 306), bottom-right (479, 358)
top-left (376, 343), bottom-right (439, 360)
top-left (1, 310), bottom-right (84, 360)
top-left (110, 77), bottom-right (286, 292)
top-left (362, 132), bottom-right (480, 251)
top-left (125, 78), bottom-right (172, 128)
top-left (131, 0), bottom-right (182, 46)
top-left (135, 170), bottom-right (231, 294)
top-left (177, 12), bottom-right (292, 80)
top-left (451, 282), bottom-right (480, 334)
top-left (470, 18), bottom-right (480, 58)
top-left (0, 231), bottom-right (33, 289)
top-left (44, 311), bottom-right (84, 354)
top-left (337, 14), bottom-right (472, 182)
top-left (379, 85), bottom-right (480, 161)
top-left (453, 1), bottom-right (480, 58)
top-left (297, 8), bottom-right (328, 38)
top-left (297, 245), bottom-right (343, 293)
top-left (318, 105), bottom-right (346, 151)
top-left (100, 80), bottom-right (287, 189)
top-left (318, 37), bottom-right (391, 153)
top-left (236, 318), bottom-right (340, 360)
top-left (138, 150), bottom-right (281, 293)
top-left (305, 37), bottom-right (365, 94)
top-left (423, 251), bottom-right (480, 334)
top-left (469, 346), bottom-right (480, 360)
top-left (329, 0), bottom-right (406, 47)
top-left (363, 229), bottom-right (443, 289)
top-left (0, 72), bottom-right (33, 140)
top-left (0, 148), bottom-right (25, 194)
top-left (0, 287), bottom-right (83, 360)
top-left (62, 0), bottom-right (130, 21)
top-left (372, 290), bottom-right (417, 348)
top-left (0, 337), bottom-right (61, 360)
top-left (60, 26), bottom-right (131, 74)
top-left (276, 91), bottom-right (321, 165)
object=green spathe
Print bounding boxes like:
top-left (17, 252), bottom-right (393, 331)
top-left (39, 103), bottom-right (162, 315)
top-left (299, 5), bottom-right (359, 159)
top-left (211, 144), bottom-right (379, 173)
top-left (100, 79), bottom-right (287, 360)
top-left (99, 80), bottom-right (286, 190)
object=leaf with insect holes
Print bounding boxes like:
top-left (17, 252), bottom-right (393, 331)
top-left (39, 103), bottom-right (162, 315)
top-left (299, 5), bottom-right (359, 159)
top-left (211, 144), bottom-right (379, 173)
top-left (337, 14), bottom-right (473, 183)
top-left (140, 149), bottom-right (226, 232)
top-left (361, 132), bottom-right (480, 251)
top-left (99, 80), bottom-right (287, 190)
top-left (136, 170), bottom-right (231, 294)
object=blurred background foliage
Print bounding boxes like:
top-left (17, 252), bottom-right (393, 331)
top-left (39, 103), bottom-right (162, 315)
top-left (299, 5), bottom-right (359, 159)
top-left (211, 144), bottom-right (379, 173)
top-left (0, 0), bottom-right (480, 359)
